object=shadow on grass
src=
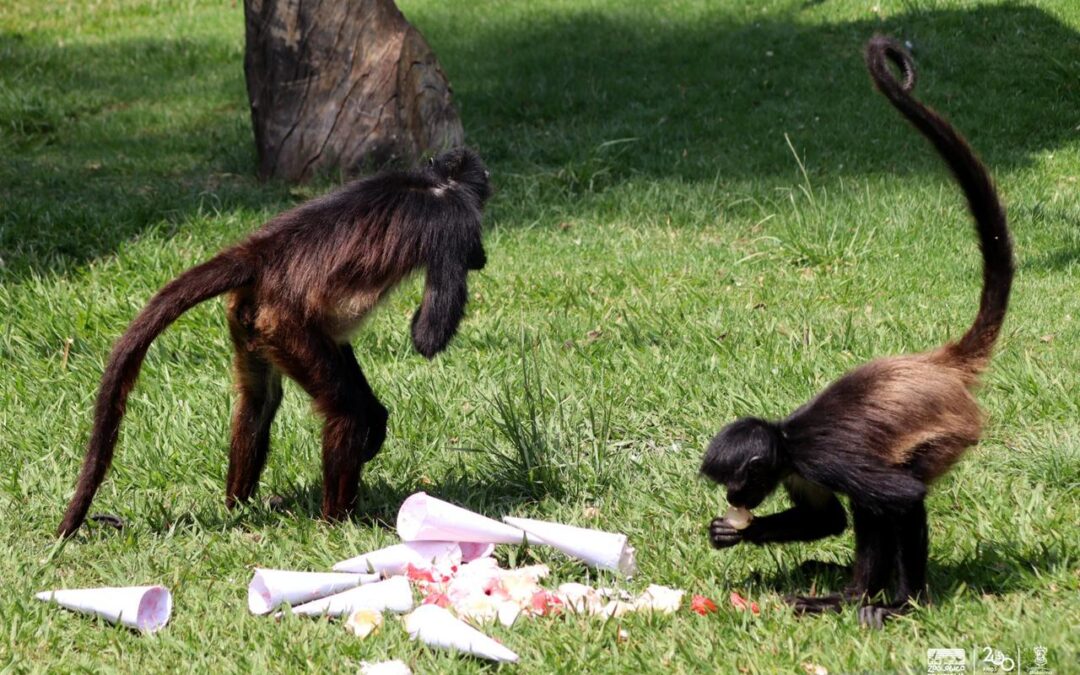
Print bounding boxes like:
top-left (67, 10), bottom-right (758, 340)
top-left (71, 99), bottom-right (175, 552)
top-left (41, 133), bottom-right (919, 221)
top-left (123, 473), bottom-right (545, 537)
top-left (3, 4), bottom-right (1078, 277)
top-left (452, 4), bottom-right (1079, 187)
top-left (751, 537), bottom-right (1068, 603)
top-left (0, 33), bottom-right (293, 280)
top-left (1026, 247), bottom-right (1080, 273)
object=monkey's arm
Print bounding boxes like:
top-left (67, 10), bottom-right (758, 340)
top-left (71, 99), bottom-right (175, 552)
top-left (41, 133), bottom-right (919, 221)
top-left (411, 254), bottom-right (469, 359)
top-left (710, 477), bottom-right (847, 549)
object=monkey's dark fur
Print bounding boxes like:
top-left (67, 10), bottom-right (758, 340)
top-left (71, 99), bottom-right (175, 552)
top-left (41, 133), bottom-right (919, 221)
top-left (58, 148), bottom-right (491, 538)
top-left (700, 37), bottom-right (1013, 628)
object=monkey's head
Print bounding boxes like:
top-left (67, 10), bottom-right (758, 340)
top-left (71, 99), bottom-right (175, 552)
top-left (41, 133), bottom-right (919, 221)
top-left (428, 147), bottom-right (492, 206)
top-left (700, 417), bottom-right (784, 509)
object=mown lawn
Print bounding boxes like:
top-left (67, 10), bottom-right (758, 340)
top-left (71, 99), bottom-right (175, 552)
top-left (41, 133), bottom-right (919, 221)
top-left (1, 1), bottom-right (1077, 672)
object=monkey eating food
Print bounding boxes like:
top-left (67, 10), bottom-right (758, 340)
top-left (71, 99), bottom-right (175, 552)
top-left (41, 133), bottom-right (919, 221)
top-left (57, 148), bottom-right (492, 538)
top-left (699, 37), bottom-right (1014, 628)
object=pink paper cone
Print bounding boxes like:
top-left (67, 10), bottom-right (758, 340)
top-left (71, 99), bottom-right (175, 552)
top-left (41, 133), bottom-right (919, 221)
top-left (248, 569), bottom-right (379, 615)
top-left (332, 542), bottom-right (463, 576)
top-left (459, 542), bottom-right (496, 562)
top-left (286, 576), bottom-right (413, 617)
top-left (396, 492), bottom-right (539, 545)
top-left (404, 604), bottom-right (519, 663)
top-left (503, 516), bottom-right (637, 576)
top-left (35, 585), bottom-right (172, 633)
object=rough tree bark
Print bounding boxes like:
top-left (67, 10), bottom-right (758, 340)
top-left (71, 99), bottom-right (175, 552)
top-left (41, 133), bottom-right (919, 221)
top-left (243, 0), bottom-right (464, 182)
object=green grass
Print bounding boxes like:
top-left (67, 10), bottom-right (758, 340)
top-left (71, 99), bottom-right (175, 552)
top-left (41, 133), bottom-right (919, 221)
top-left (2, 0), bottom-right (1078, 672)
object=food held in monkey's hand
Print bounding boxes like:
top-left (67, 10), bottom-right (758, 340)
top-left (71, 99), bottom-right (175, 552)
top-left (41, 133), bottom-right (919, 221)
top-left (723, 506), bottom-right (754, 531)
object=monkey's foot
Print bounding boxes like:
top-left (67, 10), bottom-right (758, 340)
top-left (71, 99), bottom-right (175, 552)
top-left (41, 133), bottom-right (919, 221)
top-left (709, 517), bottom-right (743, 549)
top-left (785, 593), bottom-right (845, 615)
top-left (858, 604), bottom-right (909, 629)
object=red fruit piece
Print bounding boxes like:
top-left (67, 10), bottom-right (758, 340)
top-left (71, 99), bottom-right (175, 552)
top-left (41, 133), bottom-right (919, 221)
top-left (690, 594), bottom-right (718, 615)
top-left (405, 563), bottom-right (435, 583)
top-left (729, 591), bottom-right (760, 614)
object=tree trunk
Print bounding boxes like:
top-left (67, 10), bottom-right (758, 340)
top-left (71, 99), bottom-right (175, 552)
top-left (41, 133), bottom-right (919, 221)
top-left (243, 0), bottom-right (464, 182)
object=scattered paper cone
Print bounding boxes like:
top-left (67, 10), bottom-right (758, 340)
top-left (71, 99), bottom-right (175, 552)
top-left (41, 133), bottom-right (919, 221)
top-left (360, 660), bottom-right (413, 675)
top-left (397, 492), bottom-right (539, 545)
top-left (502, 516), bottom-right (637, 576)
top-left (35, 585), bottom-right (172, 633)
top-left (287, 576), bottom-right (413, 617)
top-left (459, 542), bottom-right (496, 562)
top-left (404, 604), bottom-right (519, 663)
top-left (332, 541), bottom-right (465, 576)
top-left (248, 569), bottom-right (379, 615)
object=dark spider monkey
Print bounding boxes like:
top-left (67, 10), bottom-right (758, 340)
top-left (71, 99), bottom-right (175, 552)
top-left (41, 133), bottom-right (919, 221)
top-left (58, 148), bottom-right (492, 538)
top-left (700, 36), bottom-right (1013, 628)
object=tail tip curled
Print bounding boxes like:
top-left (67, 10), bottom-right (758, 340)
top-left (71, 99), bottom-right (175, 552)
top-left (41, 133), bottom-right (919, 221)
top-left (865, 34), bottom-right (917, 93)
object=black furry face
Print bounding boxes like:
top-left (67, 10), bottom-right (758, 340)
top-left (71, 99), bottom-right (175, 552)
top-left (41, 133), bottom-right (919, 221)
top-left (430, 148), bottom-right (492, 204)
top-left (700, 417), bottom-right (783, 509)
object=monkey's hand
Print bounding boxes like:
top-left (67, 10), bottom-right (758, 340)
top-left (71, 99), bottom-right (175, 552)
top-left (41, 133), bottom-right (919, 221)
top-left (709, 517), bottom-right (745, 548)
top-left (358, 403), bottom-right (389, 462)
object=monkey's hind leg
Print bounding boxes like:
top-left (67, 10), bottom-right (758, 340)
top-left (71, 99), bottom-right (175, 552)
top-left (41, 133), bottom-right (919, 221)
top-left (789, 506), bottom-right (895, 616)
top-left (267, 331), bottom-right (388, 522)
top-left (859, 499), bottom-right (929, 628)
top-left (225, 344), bottom-right (283, 508)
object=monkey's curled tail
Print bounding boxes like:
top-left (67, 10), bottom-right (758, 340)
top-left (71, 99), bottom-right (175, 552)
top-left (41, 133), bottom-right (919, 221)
top-left (864, 35), bottom-right (1014, 371)
top-left (57, 252), bottom-right (253, 537)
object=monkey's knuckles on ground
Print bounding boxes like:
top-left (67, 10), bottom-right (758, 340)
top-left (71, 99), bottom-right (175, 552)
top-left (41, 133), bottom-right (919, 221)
top-left (857, 605), bottom-right (902, 629)
top-left (708, 518), bottom-right (743, 548)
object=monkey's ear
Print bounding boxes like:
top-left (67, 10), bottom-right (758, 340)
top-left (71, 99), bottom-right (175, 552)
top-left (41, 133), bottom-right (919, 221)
top-left (411, 256), bottom-right (469, 359)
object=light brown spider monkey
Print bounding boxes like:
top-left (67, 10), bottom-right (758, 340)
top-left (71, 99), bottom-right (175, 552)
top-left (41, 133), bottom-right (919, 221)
top-left (58, 148), bottom-right (491, 537)
top-left (700, 37), bottom-right (1013, 628)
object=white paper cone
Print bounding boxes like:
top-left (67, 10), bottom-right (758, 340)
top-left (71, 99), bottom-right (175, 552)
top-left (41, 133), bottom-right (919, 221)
top-left (248, 569), bottom-right (379, 615)
top-left (332, 542), bottom-right (462, 576)
top-left (397, 492), bottom-right (540, 545)
top-left (360, 660), bottom-right (413, 675)
top-left (458, 542), bottom-right (496, 562)
top-left (404, 604), bottom-right (519, 663)
top-left (287, 576), bottom-right (414, 617)
top-left (35, 585), bottom-right (172, 633)
top-left (502, 516), bottom-right (637, 576)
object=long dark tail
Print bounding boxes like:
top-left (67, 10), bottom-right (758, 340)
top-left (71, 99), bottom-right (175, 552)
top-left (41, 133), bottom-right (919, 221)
top-left (58, 251), bottom-right (253, 537)
top-left (865, 35), bottom-right (1014, 370)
